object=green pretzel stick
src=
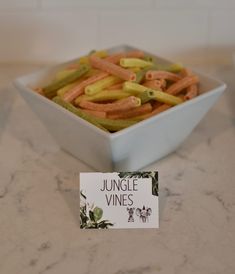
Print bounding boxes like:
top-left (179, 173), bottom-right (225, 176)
top-left (53, 96), bottom-right (107, 132)
top-left (53, 97), bottom-right (137, 132)
top-left (43, 64), bottom-right (90, 99)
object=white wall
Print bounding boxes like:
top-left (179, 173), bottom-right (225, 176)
top-left (0, 0), bottom-right (234, 64)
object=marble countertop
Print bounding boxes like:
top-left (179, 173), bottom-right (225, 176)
top-left (0, 62), bottom-right (234, 274)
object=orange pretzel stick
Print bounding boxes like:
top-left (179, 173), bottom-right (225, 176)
top-left (82, 109), bottom-right (107, 119)
top-left (149, 104), bottom-right (171, 116)
top-left (145, 71), bottom-right (182, 82)
top-left (90, 55), bottom-right (136, 81)
top-left (105, 50), bottom-right (145, 64)
top-left (107, 82), bottom-right (124, 90)
top-left (137, 104), bottom-right (172, 120)
top-left (184, 84), bottom-right (198, 100)
top-left (63, 71), bottom-right (108, 102)
top-left (143, 79), bottom-right (166, 90)
top-left (166, 75), bottom-right (199, 96)
top-left (151, 101), bottom-right (162, 109)
top-left (108, 103), bottom-right (152, 119)
top-left (33, 87), bottom-right (44, 95)
top-left (79, 96), bottom-right (141, 112)
top-left (181, 68), bottom-right (198, 100)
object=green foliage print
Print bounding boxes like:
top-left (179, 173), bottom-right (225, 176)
top-left (118, 171), bottom-right (158, 196)
top-left (80, 192), bottom-right (114, 229)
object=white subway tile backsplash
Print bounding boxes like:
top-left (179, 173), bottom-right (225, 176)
top-left (209, 10), bottom-right (235, 46)
top-left (154, 0), bottom-right (235, 9)
top-left (0, 12), bottom-right (98, 63)
top-left (0, 0), bottom-right (37, 10)
top-left (98, 11), bottom-right (209, 62)
top-left (0, 1), bottom-right (234, 64)
top-left (40, 0), bottom-right (154, 10)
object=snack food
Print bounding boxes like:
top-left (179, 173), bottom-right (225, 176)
top-left (35, 49), bottom-right (200, 133)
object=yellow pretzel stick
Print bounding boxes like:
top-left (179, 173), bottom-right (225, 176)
top-left (85, 76), bottom-right (122, 95)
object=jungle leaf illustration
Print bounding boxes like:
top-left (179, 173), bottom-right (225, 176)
top-left (80, 191), bottom-right (114, 229)
top-left (89, 210), bottom-right (95, 222)
top-left (118, 171), bottom-right (158, 196)
top-left (93, 207), bottom-right (103, 222)
top-left (98, 220), bottom-right (114, 229)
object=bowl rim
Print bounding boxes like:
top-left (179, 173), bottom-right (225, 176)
top-left (13, 78), bottom-right (111, 139)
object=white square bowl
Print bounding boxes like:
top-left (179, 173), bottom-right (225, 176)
top-left (13, 45), bottom-right (226, 171)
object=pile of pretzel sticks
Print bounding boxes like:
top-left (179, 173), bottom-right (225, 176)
top-left (34, 49), bottom-right (199, 132)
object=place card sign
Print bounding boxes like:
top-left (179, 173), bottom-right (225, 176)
top-left (80, 172), bottom-right (159, 229)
